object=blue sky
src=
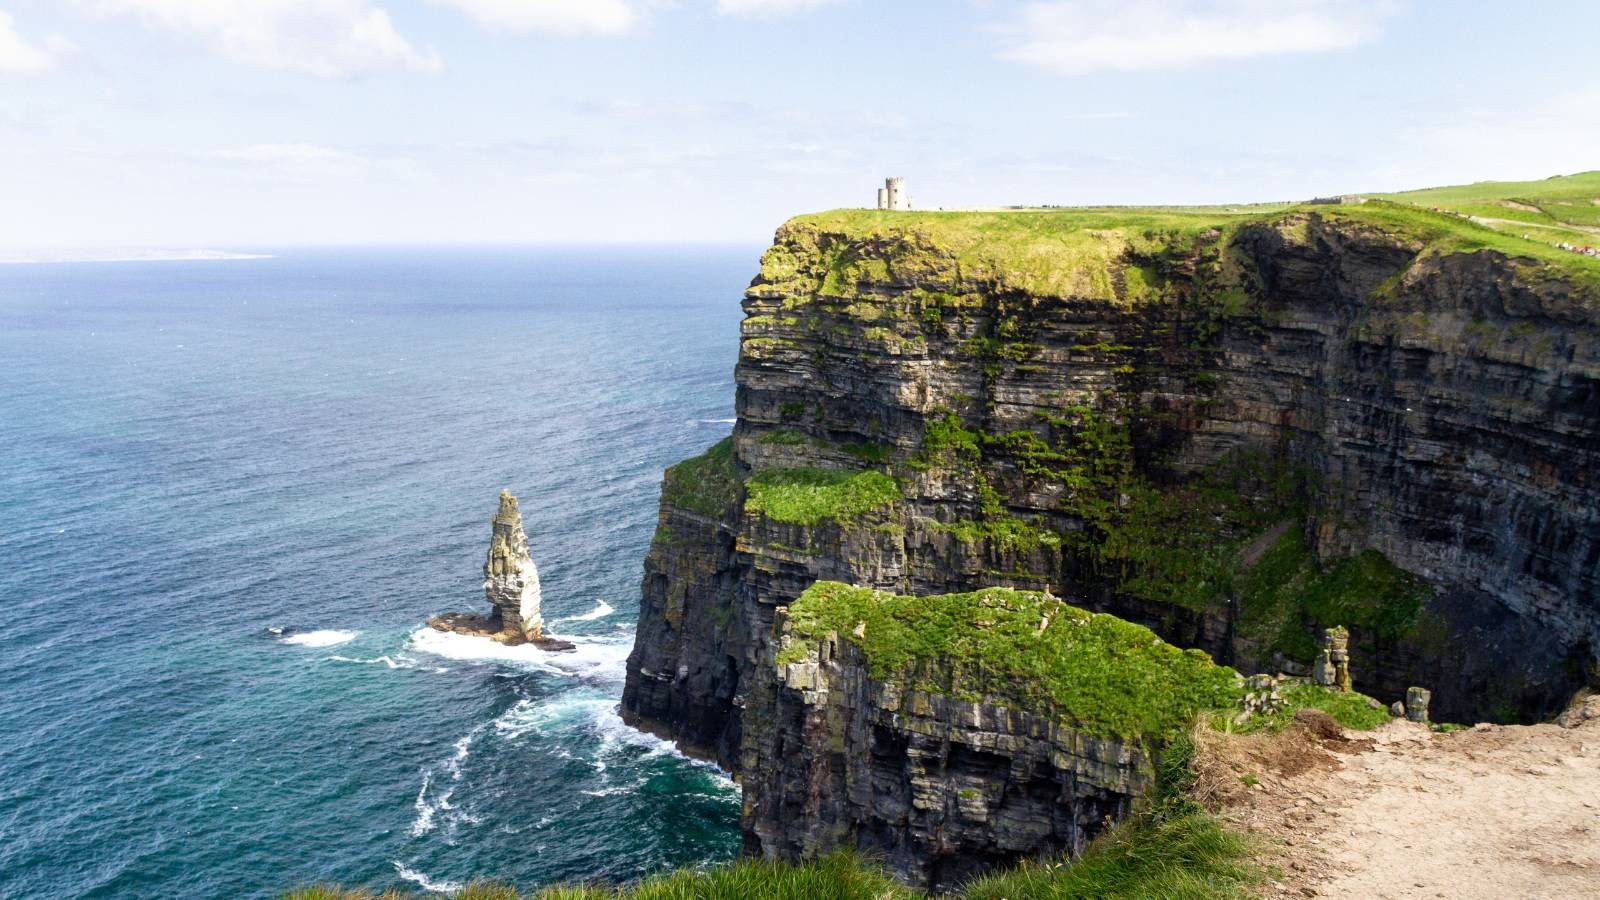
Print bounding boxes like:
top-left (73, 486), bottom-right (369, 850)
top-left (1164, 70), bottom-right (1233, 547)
top-left (2, 1), bottom-right (1597, 248)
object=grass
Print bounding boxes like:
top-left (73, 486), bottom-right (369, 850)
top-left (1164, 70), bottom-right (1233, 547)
top-left (289, 817), bottom-right (1257, 900)
top-left (781, 206), bottom-right (1277, 302)
top-left (1309, 201), bottom-right (1600, 297)
top-left (1216, 682), bottom-right (1392, 735)
top-left (766, 171), bottom-right (1600, 306)
top-left (932, 516), bottom-right (1063, 552)
top-left (744, 468), bottom-right (899, 526)
top-left (1236, 528), bottom-right (1435, 663)
top-left (779, 582), bottom-right (1243, 740)
top-left (958, 812), bottom-right (1258, 900)
top-left (658, 437), bottom-right (741, 518)
top-left (1372, 170), bottom-right (1600, 234)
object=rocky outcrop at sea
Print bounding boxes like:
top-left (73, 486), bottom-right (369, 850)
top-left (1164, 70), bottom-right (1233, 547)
top-left (429, 490), bottom-right (574, 651)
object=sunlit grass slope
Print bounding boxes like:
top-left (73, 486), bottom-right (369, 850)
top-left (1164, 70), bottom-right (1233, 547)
top-left (1373, 170), bottom-right (1600, 237)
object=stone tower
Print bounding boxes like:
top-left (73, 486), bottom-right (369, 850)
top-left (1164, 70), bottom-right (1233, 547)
top-left (885, 176), bottom-right (906, 211)
top-left (483, 490), bottom-right (544, 641)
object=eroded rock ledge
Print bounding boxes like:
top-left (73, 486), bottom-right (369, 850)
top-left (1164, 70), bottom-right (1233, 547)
top-left (740, 582), bottom-right (1238, 890)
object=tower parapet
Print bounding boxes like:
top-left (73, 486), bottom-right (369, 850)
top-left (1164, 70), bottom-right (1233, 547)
top-left (875, 176), bottom-right (909, 210)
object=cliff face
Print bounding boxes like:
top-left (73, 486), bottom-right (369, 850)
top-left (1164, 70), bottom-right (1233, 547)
top-left (734, 582), bottom-right (1238, 890)
top-left (745, 630), bottom-right (1147, 892)
top-left (621, 205), bottom-right (1600, 876)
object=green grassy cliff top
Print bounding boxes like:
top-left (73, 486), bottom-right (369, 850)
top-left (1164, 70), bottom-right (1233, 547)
top-left (781, 582), bottom-right (1244, 739)
top-left (1373, 170), bottom-right (1600, 233)
top-left (776, 172), bottom-right (1600, 300)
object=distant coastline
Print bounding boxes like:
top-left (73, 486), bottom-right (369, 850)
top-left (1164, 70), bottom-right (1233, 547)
top-left (0, 249), bottom-right (275, 265)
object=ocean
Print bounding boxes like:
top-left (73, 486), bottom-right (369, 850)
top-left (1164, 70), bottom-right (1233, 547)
top-left (0, 247), bottom-right (755, 898)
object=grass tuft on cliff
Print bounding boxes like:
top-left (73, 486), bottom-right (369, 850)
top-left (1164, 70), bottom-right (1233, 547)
top-left (780, 582), bottom-right (1243, 740)
top-left (958, 811), bottom-right (1258, 900)
top-left (745, 468), bottom-right (899, 526)
top-left (659, 437), bottom-right (741, 518)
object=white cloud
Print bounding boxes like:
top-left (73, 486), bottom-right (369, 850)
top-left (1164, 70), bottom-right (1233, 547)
top-left (998, 0), bottom-right (1398, 74)
top-left (96, 0), bottom-right (441, 77)
top-left (0, 11), bottom-right (58, 73)
top-left (435, 0), bottom-right (641, 33)
top-left (716, 0), bottom-right (844, 16)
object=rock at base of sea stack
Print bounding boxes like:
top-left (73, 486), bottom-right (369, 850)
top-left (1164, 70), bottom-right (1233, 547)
top-left (426, 490), bottom-right (575, 652)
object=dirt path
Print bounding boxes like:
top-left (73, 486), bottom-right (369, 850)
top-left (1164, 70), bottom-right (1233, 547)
top-left (1467, 213), bottom-right (1600, 236)
top-left (1199, 696), bottom-right (1600, 899)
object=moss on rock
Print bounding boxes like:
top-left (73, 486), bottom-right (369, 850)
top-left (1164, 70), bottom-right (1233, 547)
top-left (745, 468), bottom-right (900, 526)
top-left (780, 582), bottom-right (1243, 740)
top-left (660, 437), bottom-right (742, 518)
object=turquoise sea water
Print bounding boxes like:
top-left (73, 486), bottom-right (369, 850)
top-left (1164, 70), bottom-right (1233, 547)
top-left (0, 248), bottom-right (754, 898)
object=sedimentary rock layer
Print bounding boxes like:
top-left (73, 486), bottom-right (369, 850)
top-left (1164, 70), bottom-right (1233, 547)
top-left (622, 206), bottom-right (1600, 876)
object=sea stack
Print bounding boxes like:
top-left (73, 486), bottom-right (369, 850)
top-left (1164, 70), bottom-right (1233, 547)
top-left (428, 490), bottom-right (574, 651)
top-left (485, 490), bottom-right (544, 641)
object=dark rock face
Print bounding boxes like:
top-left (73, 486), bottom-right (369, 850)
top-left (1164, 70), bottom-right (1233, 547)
top-left (621, 211), bottom-right (1600, 880)
top-left (740, 631), bottom-right (1147, 892)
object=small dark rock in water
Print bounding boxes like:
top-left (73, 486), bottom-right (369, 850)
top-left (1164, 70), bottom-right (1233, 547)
top-left (427, 490), bottom-right (575, 653)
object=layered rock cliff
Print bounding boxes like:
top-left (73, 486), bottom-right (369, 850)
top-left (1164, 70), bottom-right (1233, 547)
top-left (621, 203), bottom-right (1600, 881)
top-left (430, 490), bottom-right (574, 651)
top-left (740, 581), bottom-right (1239, 890)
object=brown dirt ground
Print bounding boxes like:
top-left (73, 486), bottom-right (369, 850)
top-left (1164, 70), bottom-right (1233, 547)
top-left (1195, 696), bottom-right (1600, 899)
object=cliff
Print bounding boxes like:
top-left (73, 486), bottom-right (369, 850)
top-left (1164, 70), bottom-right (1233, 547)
top-left (621, 198), bottom-right (1600, 881)
top-left (742, 582), bottom-right (1240, 890)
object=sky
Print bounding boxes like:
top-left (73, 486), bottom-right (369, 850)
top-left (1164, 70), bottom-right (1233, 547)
top-left (1, 0), bottom-right (1597, 249)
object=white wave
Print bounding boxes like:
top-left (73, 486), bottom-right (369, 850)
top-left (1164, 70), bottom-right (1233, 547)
top-left (281, 629), bottom-right (356, 648)
top-left (411, 774), bottom-right (439, 836)
top-left (392, 862), bottom-right (462, 895)
top-left (491, 697), bottom-right (608, 740)
top-left (411, 722), bottom-right (487, 837)
top-left (445, 726), bottom-right (482, 779)
top-left (407, 627), bottom-right (631, 683)
top-left (580, 785), bottom-right (632, 797)
top-left (328, 654), bottom-right (414, 669)
top-left (554, 599), bottom-right (615, 623)
top-left (405, 628), bottom-right (569, 675)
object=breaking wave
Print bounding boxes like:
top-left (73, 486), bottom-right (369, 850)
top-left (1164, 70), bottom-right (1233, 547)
top-left (410, 724), bottom-right (487, 837)
top-left (406, 627), bottom-right (630, 684)
top-left (555, 600), bottom-right (615, 623)
top-left (280, 629), bottom-right (357, 648)
top-left (392, 862), bottom-right (461, 894)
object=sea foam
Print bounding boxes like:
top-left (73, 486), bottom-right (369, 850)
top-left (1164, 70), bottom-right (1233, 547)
top-left (407, 627), bottom-right (630, 683)
top-left (392, 862), bottom-right (462, 894)
top-left (555, 599), bottom-right (615, 623)
top-left (281, 629), bottom-right (357, 648)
